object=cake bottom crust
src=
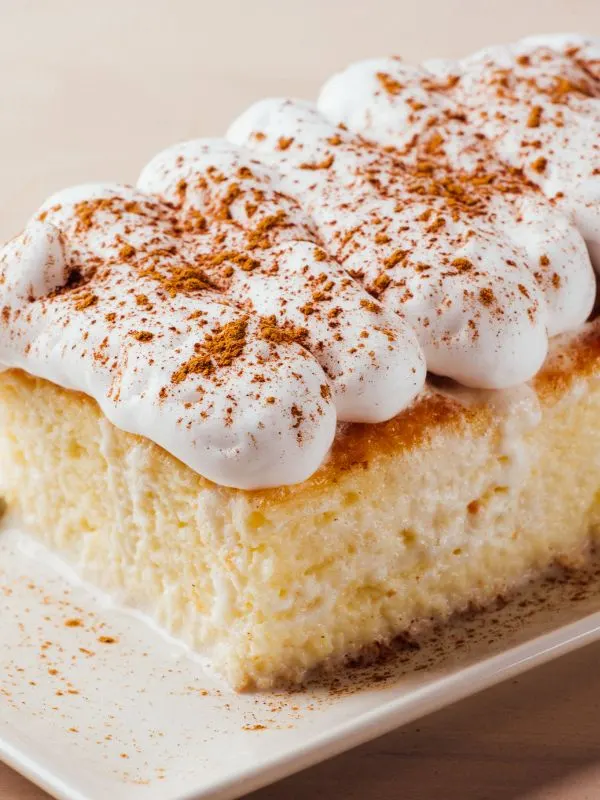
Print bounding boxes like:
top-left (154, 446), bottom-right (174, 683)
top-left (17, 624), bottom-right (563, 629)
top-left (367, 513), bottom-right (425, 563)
top-left (1, 326), bottom-right (600, 689)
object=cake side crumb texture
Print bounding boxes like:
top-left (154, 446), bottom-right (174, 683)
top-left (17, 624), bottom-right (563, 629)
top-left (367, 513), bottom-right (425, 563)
top-left (1, 324), bottom-right (600, 688)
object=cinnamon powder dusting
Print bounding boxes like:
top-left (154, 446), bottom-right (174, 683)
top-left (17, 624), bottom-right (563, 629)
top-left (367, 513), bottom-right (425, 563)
top-left (74, 292), bottom-right (98, 311)
top-left (526, 105), bottom-right (543, 128)
top-left (531, 156), bottom-right (548, 174)
top-left (299, 154), bottom-right (335, 170)
top-left (129, 330), bottom-right (154, 342)
top-left (172, 317), bottom-right (248, 383)
top-left (451, 258), bottom-right (473, 272)
top-left (142, 265), bottom-right (215, 296)
top-left (479, 287), bottom-right (495, 307)
top-left (360, 299), bottom-right (381, 313)
top-left (371, 273), bottom-right (391, 296)
top-left (259, 315), bottom-right (308, 345)
top-left (376, 72), bottom-right (404, 96)
top-left (119, 243), bottom-right (136, 260)
top-left (246, 211), bottom-right (288, 249)
top-left (320, 383), bottom-right (332, 400)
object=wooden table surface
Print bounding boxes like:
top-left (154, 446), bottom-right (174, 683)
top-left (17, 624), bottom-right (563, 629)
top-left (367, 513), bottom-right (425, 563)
top-left (1, 1), bottom-right (599, 797)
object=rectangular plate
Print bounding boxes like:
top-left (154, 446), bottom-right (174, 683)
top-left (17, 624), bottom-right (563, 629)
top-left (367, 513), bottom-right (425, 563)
top-left (3, 523), bottom-right (600, 800)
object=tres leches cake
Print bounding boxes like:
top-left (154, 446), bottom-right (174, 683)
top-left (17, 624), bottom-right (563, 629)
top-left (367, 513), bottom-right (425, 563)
top-left (0, 34), bottom-right (599, 689)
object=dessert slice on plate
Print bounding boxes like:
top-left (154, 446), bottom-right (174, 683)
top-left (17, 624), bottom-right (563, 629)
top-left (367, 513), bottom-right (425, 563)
top-left (0, 34), bottom-right (599, 690)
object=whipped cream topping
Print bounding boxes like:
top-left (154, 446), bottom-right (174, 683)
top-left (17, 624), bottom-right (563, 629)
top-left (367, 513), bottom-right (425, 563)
top-left (317, 34), bottom-right (600, 268)
top-left (227, 97), bottom-right (592, 385)
top-left (137, 139), bottom-right (425, 423)
top-left (0, 34), bottom-right (598, 488)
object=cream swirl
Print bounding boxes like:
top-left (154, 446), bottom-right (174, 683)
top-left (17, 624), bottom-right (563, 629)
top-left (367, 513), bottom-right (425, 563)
top-left (138, 139), bottom-right (425, 422)
top-left (317, 35), bottom-right (600, 279)
top-left (228, 99), bottom-right (557, 388)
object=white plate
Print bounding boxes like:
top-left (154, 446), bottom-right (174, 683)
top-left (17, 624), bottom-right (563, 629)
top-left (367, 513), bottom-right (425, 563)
top-left (2, 523), bottom-right (600, 800)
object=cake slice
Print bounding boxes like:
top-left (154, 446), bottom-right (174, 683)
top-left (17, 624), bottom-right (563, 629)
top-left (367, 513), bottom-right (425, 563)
top-left (0, 34), bottom-right (598, 689)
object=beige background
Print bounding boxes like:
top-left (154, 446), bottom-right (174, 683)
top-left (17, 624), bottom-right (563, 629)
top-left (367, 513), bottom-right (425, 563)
top-left (1, 0), bottom-right (600, 797)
